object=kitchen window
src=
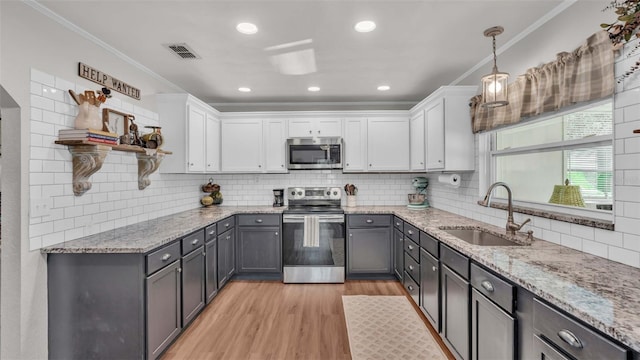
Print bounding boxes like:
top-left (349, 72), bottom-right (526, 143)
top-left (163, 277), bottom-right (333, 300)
top-left (481, 99), bottom-right (613, 219)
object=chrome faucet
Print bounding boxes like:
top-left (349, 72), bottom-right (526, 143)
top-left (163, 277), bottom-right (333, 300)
top-left (478, 182), bottom-right (531, 236)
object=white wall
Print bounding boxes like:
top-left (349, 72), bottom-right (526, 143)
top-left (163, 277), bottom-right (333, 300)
top-left (427, 45), bottom-right (640, 268)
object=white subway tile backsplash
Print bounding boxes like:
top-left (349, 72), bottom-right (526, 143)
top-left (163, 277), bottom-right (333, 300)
top-left (594, 228), bottom-right (624, 247)
top-left (570, 224), bottom-right (595, 241)
top-left (609, 246), bottom-right (640, 267)
top-left (623, 233), bottom-right (640, 252)
top-left (582, 240), bottom-right (608, 258)
top-left (560, 234), bottom-right (583, 251)
top-left (616, 154), bottom-right (640, 170)
top-left (616, 216), bottom-right (640, 236)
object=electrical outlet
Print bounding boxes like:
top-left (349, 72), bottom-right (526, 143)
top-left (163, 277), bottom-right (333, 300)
top-left (31, 198), bottom-right (52, 217)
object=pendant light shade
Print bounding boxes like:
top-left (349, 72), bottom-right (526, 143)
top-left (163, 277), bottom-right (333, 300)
top-left (481, 26), bottom-right (509, 108)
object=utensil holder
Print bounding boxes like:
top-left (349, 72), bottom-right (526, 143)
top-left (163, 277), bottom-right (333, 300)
top-left (346, 195), bottom-right (356, 208)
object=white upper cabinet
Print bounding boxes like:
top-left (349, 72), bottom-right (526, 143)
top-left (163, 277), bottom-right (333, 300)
top-left (221, 118), bottom-right (264, 173)
top-left (288, 118), bottom-right (342, 138)
top-left (410, 111), bottom-right (425, 171)
top-left (367, 116), bottom-right (410, 171)
top-left (263, 119), bottom-right (287, 173)
top-left (157, 94), bottom-right (221, 174)
top-left (343, 118), bottom-right (367, 172)
top-left (415, 86), bottom-right (478, 172)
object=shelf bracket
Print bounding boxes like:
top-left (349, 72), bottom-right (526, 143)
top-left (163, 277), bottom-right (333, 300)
top-left (68, 145), bottom-right (111, 196)
top-left (136, 152), bottom-right (165, 190)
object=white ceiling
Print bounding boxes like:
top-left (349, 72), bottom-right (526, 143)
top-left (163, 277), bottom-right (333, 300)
top-left (35, 0), bottom-right (612, 111)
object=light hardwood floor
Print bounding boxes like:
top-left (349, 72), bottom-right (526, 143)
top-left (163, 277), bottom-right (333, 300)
top-left (161, 280), bottom-right (454, 360)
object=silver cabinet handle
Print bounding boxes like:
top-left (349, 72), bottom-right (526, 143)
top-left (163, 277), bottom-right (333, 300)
top-left (408, 285), bottom-right (414, 291)
top-left (432, 266), bottom-right (437, 272)
top-left (438, 160), bottom-right (443, 163)
top-left (396, 222), bottom-right (401, 226)
top-left (225, 223), bottom-right (230, 228)
top-left (349, 233), bottom-right (353, 237)
top-left (317, 130), bottom-right (320, 134)
top-left (226, 235), bottom-right (231, 240)
top-left (208, 230), bottom-right (215, 235)
top-left (309, 130), bottom-right (312, 134)
top-left (161, 254), bottom-right (172, 261)
top-left (281, 164), bottom-right (284, 167)
top-left (275, 232), bottom-right (278, 236)
top-left (190, 163), bottom-right (194, 166)
top-left (177, 267), bottom-right (182, 273)
top-left (258, 164), bottom-right (262, 168)
top-left (366, 219), bottom-right (373, 224)
top-left (408, 265), bottom-right (414, 271)
top-left (481, 280), bottom-right (494, 292)
top-left (256, 219), bottom-right (263, 223)
top-left (202, 252), bottom-right (206, 256)
top-left (346, 163), bottom-right (350, 166)
top-left (369, 164), bottom-right (372, 166)
top-left (207, 164), bottom-right (211, 167)
top-left (408, 245), bottom-right (414, 250)
top-left (191, 239), bottom-right (199, 245)
top-left (558, 329), bottom-right (583, 349)
top-left (408, 230), bottom-right (414, 235)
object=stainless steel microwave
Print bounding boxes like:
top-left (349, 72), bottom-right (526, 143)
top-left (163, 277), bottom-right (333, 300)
top-left (286, 137), bottom-right (343, 170)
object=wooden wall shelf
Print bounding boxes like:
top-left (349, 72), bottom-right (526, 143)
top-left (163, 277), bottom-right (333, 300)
top-left (55, 140), bottom-right (172, 195)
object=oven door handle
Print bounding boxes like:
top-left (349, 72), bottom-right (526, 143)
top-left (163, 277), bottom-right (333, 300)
top-left (282, 214), bottom-right (345, 223)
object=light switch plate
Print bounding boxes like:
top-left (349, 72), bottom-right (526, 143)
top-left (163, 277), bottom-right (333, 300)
top-left (31, 198), bottom-right (52, 217)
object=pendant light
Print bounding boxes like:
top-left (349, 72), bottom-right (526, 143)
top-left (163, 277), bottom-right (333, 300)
top-left (481, 26), bottom-right (509, 108)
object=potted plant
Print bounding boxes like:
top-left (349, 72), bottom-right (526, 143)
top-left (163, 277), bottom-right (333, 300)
top-left (602, 0), bottom-right (640, 82)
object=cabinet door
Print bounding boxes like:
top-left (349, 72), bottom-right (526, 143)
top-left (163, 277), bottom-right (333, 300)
top-left (181, 247), bottom-right (205, 326)
top-left (410, 111), bottom-right (426, 171)
top-left (343, 118), bottom-right (367, 172)
top-left (471, 289), bottom-right (515, 360)
top-left (221, 119), bottom-right (263, 172)
top-left (420, 249), bottom-right (440, 332)
top-left (393, 228), bottom-right (404, 280)
top-left (205, 240), bottom-right (218, 304)
top-left (205, 113), bottom-right (220, 173)
top-left (288, 119), bottom-right (314, 137)
top-left (237, 226), bottom-right (281, 272)
top-left (316, 118), bottom-right (342, 137)
top-left (347, 227), bottom-right (392, 274)
top-left (227, 230), bottom-right (236, 279)
top-left (441, 264), bottom-right (470, 360)
top-left (264, 119), bottom-right (288, 173)
top-left (146, 260), bottom-right (181, 360)
top-left (532, 335), bottom-right (571, 360)
top-left (426, 99), bottom-right (445, 170)
top-left (187, 105), bottom-right (206, 172)
top-left (367, 117), bottom-right (410, 171)
top-left (217, 231), bottom-right (235, 288)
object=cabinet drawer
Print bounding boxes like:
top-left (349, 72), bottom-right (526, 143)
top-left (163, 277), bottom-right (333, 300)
top-left (533, 335), bottom-right (571, 360)
top-left (405, 238), bottom-right (420, 262)
top-left (205, 223), bottom-right (217, 242)
top-left (404, 252), bottom-right (419, 282)
top-left (182, 229), bottom-right (205, 255)
top-left (348, 214), bottom-right (391, 228)
top-left (146, 242), bottom-right (181, 275)
top-left (237, 214), bottom-right (280, 226)
top-left (393, 216), bottom-right (404, 231)
top-left (470, 263), bottom-right (514, 314)
top-left (533, 299), bottom-right (628, 360)
top-left (440, 244), bottom-right (469, 280)
top-left (420, 232), bottom-right (439, 258)
top-left (403, 271), bottom-right (420, 305)
top-left (404, 223), bottom-right (419, 242)
top-left (217, 216), bottom-right (235, 233)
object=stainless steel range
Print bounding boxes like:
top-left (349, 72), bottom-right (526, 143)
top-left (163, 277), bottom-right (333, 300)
top-left (282, 187), bottom-right (345, 283)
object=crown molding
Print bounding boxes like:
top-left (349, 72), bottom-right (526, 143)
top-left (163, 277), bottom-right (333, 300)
top-left (23, 0), bottom-right (184, 93)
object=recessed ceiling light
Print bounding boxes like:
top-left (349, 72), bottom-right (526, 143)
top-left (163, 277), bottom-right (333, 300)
top-left (355, 20), bottom-right (376, 33)
top-left (308, 86), bottom-right (320, 92)
top-left (377, 85), bottom-right (390, 91)
top-left (236, 22), bottom-right (258, 35)
top-left (238, 87), bottom-right (252, 92)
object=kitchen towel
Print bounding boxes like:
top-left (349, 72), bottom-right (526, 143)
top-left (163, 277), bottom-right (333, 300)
top-left (438, 173), bottom-right (461, 188)
top-left (303, 215), bottom-right (320, 247)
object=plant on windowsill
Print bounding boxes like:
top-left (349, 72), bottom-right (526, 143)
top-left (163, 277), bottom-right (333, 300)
top-left (601, 0), bottom-right (640, 82)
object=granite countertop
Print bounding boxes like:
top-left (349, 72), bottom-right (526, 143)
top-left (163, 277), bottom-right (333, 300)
top-left (43, 205), bottom-right (640, 353)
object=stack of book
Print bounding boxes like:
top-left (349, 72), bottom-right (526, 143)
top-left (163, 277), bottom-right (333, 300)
top-left (58, 129), bottom-right (119, 145)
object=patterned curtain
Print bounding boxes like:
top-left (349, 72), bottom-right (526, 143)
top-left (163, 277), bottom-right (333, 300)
top-left (470, 30), bottom-right (615, 133)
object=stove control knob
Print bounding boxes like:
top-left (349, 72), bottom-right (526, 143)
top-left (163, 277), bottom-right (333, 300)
top-left (297, 191), bottom-right (303, 196)
top-left (326, 191), bottom-right (330, 195)
top-left (333, 191), bottom-right (338, 195)
top-left (291, 191), bottom-right (296, 196)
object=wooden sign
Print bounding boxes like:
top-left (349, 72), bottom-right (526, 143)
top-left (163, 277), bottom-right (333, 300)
top-left (78, 62), bottom-right (141, 100)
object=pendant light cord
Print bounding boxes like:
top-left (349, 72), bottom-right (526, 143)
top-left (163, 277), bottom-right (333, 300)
top-left (492, 35), bottom-right (498, 73)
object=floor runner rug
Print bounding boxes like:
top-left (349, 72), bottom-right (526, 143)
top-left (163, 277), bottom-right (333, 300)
top-left (342, 295), bottom-right (447, 360)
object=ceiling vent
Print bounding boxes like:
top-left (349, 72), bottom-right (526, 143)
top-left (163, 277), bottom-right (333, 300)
top-left (163, 43), bottom-right (201, 59)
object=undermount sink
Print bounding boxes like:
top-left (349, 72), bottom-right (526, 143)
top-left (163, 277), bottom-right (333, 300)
top-left (440, 228), bottom-right (527, 246)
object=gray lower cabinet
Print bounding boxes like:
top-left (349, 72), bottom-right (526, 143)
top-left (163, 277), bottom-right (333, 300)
top-left (420, 248), bottom-right (440, 331)
top-left (393, 228), bottom-right (404, 280)
top-left (237, 214), bottom-right (281, 273)
top-left (347, 214), bottom-right (392, 276)
top-left (471, 288), bottom-right (515, 360)
top-left (532, 335), bottom-right (571, 360)
top-left (181, 244), bottom-right (206, 326)
top-left (217, 225), bottom-right (236, 288)
top-left (205, 238), bottom-right (218, 303)
top-left (441, 263), bottom-right (470, 360)
top-left (147, 260), bottom-right (182, 360)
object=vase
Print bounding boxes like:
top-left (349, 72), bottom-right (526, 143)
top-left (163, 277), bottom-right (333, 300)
top-left (74, 102), bottom-right (103, 131)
